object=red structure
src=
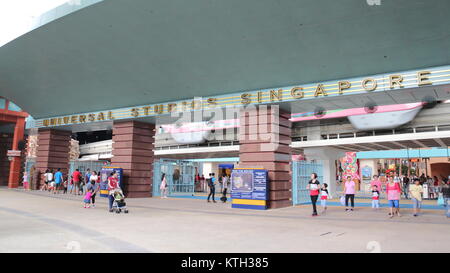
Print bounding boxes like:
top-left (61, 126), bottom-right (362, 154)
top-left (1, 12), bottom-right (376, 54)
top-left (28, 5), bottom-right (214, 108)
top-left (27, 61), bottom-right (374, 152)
top-left (0, 97), bottom-right (28, 188)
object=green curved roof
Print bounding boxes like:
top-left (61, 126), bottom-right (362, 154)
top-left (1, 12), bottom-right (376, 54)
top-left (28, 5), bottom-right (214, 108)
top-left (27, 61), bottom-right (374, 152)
top-left (1, 0), bottom-right (450, 119)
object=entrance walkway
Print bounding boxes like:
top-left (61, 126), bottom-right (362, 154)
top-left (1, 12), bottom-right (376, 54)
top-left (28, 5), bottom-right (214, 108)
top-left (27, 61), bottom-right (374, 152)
top-left (0, 188), bottom-right (449, 253)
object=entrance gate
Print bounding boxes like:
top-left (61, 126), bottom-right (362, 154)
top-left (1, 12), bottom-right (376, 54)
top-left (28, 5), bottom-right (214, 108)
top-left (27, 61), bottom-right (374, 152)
top-left (68, 160), bottom-right (109, 178)
top-left (153, 158), bottom-right (197, 197)
top-left (292, 160), bottom-right (323, 205)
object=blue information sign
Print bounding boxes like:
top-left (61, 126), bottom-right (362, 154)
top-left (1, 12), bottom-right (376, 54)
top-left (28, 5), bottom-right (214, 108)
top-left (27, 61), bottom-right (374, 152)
top-left (231, 168), bottom-right (268, 210)
top-left (99, 167), bottom-right (123, 197)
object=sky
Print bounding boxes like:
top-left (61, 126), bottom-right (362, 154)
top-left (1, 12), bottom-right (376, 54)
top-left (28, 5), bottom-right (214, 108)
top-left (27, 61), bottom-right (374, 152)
top-left (0, 0), bottom-right (69, 46)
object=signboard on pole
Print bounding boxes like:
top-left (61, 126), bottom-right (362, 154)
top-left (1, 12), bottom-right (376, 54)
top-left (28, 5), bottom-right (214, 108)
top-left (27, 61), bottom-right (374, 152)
top-left (231, 168), bottom-right (268, 210)
top-left (7, 150), bottom-right (21, 157)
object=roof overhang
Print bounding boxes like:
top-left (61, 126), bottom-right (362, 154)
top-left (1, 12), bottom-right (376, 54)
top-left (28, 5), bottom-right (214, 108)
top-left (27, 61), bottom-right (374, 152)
top-left (1, 0), bottom-right (450, 120)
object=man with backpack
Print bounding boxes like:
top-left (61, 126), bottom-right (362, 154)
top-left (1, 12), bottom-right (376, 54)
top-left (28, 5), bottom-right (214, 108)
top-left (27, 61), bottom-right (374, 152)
top-left (207, 173), bottom-right (216, 203)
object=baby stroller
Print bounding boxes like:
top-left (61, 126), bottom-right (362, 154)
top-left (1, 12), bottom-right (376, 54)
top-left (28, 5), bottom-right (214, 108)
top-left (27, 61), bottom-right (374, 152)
top-left (112, 189), bottom-right (128, 214)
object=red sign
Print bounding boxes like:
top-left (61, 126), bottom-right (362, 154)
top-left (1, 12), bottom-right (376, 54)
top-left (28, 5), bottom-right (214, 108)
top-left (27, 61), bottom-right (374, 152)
top-left (7, 150), bottom-right (21, 157)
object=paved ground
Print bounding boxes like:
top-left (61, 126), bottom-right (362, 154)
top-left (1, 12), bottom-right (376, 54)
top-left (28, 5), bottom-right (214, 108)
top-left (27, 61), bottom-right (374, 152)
top-left (0, 187), bottom-right (449, 253)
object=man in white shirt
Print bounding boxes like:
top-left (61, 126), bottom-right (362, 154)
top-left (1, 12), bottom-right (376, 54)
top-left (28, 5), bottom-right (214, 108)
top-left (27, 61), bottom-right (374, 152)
top-left (41, 169), bottom-right (53, 191)
top-left (393, 172), bottom-right (401, 183)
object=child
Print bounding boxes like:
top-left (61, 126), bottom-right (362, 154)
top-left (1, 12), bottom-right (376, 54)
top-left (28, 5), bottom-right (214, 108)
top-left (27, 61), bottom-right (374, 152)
top-left (320, 183), bottom-right (329, 213)
top-left (409, 179), bottom-right (423, 217)
top-left (83, 189), bottom-right (93, 208)
top-left (22, 172), bottom-right (29, 191)
top-left (63, 180), bottom-right (68, 194)
top-left (371, 185), bottom-right (380, 210)
top-left (49, 181), bottom-right (56, 192)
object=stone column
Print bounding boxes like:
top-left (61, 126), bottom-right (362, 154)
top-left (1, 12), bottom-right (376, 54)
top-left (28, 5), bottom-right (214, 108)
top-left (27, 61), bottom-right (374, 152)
top-left (35, 129), bottom-right (71, 189)
top-left (239, 105), bottom-right (292, 209)
top-left (112, 121), bottom-right (154, 198)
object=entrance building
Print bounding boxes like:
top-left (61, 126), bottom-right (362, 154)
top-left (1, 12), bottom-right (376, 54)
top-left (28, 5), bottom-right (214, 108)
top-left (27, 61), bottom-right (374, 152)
top-left (2, 0), bottom-right (450, 209)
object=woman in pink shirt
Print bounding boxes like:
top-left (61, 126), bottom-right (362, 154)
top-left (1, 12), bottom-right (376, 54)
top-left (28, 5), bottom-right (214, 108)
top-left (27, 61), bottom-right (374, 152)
top-left (343, 176), bottom-right (356, 211)
top-left (370, 175), bottom-right (382, 194)
top-left (386, 176), bottom-right (402, 218)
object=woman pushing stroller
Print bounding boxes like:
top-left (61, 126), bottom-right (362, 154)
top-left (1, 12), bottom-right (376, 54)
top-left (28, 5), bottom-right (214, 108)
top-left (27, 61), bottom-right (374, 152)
top-left (107, 172), bottom-right (121, 213)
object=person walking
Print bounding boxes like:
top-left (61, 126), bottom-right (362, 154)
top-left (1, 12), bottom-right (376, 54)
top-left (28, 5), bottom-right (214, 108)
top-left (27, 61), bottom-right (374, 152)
top-left (207, 173), bottom-right (216, 203)
top-left (386, 176), bottom-right (402, 218)
top-left (71, 169), bottom-right (82, 195)
top-left (409, 178), bottom-right (423, 217)
top-left (306, 173), bottom-right (320, 216)
top-left (85, 169), bottom-right (91, 185)
top-left (419, 173), bottom-right (426, 185)
top-left (83, 189), bottom-right (93, 209)
top-left (343, 176), bottom-right (356, 211)
top-left (370, 175), bottom-right (382, 196)
top-left (53, 168), bottom-right (64, 194)
top-left (442, 180), bottom-right (450, 218)
top-left (402, 175), bottom-right (410, 199)
top-left (200, 174), bottom-right (206, 192)
top-left (221, 174), bottom-right (229, 203)
top-left (320, 183), bottom-right (329, 214)
top-left (86, 171), bottom-right (99, 207)
top-left (41, 169), bottom-right (52, 191)
top-left (160, 173), bottom-right (168, 198)
top-left (22, 171), bottom-right (29, 190)
top-left (107, 172), bottom-right (120, 212)
top-left (371, 185), bottom-right (380, 210)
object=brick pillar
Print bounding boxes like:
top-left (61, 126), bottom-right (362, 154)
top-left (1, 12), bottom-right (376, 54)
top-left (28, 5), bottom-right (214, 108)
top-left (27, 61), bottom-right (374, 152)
top-left (239, 105), bottom-right (292, 209)
top-left (112, 121), bottom-right (154, 198)
top-left (35, 129), bottom-right (71, 189)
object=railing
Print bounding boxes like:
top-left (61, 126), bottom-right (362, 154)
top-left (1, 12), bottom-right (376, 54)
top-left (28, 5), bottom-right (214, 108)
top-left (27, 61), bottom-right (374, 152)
top-left (155, 141), bottom-right (239, 151)
top-left (293, 124), bottom-right (450, 142)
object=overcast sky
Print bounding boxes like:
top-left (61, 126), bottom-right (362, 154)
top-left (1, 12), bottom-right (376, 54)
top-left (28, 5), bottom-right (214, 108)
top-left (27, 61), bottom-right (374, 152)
top-left (0, 0), bottom-right (68, 46)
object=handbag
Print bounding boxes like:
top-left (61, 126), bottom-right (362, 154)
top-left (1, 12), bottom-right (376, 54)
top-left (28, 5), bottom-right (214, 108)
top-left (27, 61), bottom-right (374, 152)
top-left (340, 195), bottom-right (346, 206)
top-left (437, 194), bottom-right (445, 206)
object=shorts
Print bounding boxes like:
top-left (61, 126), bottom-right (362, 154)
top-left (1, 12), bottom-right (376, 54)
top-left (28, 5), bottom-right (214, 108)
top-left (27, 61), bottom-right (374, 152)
top-left (388, 199), bottom-right (399, 208)
top-left (320, 199), bottom-right (327, 207)
top-left (411, 197), bottom-right (421, 209)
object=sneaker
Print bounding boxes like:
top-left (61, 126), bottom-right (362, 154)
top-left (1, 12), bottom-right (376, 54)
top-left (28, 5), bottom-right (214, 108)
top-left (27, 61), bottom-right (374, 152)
top-left (109, 209), bottom-right (113, 213)
top-left (413, 214), bottom-right (418, 217)
top-left (350, 209), bottom-right (354, 211)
